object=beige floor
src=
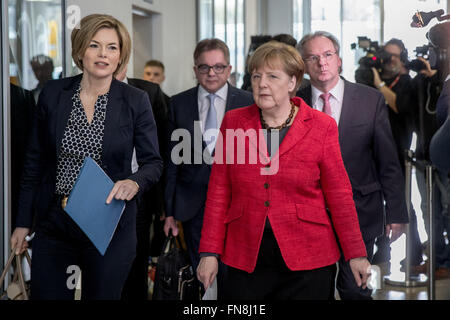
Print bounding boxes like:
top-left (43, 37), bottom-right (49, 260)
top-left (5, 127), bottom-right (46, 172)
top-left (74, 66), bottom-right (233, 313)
top-left (370, 262), bottom-right (450, 300)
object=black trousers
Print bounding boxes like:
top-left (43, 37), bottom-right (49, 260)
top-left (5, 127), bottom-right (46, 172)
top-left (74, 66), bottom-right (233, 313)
top-left (121, 193), bottom-right (151, 300)
top-left (222, 228), bottom-right (337, 300)
top-left (336, 238), bottom-right (375, 300)
top-left (30, 198), bottom-right (136, 300)
top-left (181, 212), bottom-right (205, 272)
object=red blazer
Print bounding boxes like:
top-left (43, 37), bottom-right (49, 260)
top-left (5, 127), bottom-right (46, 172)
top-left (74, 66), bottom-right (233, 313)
top-left (199, 97), bottom-right (367, 273)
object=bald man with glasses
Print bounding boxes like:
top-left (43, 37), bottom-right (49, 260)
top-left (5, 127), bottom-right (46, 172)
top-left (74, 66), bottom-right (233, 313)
top-left (296, 31), bottom-right (408, 300)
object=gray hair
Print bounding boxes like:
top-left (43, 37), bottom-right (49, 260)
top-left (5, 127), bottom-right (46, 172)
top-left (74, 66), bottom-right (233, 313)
top-left (296, 31), bottom-right (341, 57)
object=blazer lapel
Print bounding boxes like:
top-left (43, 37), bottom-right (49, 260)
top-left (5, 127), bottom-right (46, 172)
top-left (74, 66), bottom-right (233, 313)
top-left (225, 83), bottom-right (237, 112)
top-left (276, 100), bottom-right (313, 159)
top-left (191, 86), bottom-right (202, 139)
top-left (241, 106), bottom-right (270, 164)
top-left (338, 80), bottom-right (357, 141)
top-left (184, 86), bottom-right (208, 160)
top-left (240, 100), bottom-right (313, 165)
top-left (55, 75), bottom-right (81, 158)
top-left (102, 78), bottom-right (123, 161)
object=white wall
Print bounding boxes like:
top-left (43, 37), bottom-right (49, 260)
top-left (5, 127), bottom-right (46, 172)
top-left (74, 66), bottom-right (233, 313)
top-left (245, 0), bottom-right (262, 48)
top-left (132, 0), bottom-right (197, 95)
top-left (266, 0), bottom-right (294, 36)
top-left (65, 0), bottom-right (133, 75)
top-left (153, 0), bottom-right (197, 95)
top-left (65, 0), bottom-right (197, 95)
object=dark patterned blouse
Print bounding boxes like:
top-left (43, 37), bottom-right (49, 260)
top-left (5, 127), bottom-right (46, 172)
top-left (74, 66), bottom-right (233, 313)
top-left (55, 84), bottom-right (108, 196)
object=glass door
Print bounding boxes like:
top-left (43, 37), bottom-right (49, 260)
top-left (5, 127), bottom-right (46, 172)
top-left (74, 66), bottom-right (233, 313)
top-left (2, 0), bottom-right (65, 275)
top-left (9, 0), bottom-right (64, 96)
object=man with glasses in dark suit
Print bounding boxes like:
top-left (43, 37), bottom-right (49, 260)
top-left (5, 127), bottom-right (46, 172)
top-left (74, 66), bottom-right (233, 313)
top-left (296, 31), bottom-right (408, 300)
top-left (164, 38), bottom-right (253, 297)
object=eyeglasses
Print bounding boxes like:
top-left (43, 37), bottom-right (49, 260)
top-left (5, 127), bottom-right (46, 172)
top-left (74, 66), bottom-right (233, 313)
top-left (196, 64), bottom-right (229, 74)
top-left (303, 51), bottom-right (337, 64)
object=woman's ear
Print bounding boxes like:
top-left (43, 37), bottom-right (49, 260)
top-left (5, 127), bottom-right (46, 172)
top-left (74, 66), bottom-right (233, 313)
top-left (288, 75), bottom-right (297, 93)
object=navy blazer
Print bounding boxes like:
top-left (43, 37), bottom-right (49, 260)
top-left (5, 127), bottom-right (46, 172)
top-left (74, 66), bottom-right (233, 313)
top-left (165, 84), bottom-right (253, 222)
top-left (297, 79), bottom-right (408, 242)
top-left (16, 74), bottom-right (163, 230)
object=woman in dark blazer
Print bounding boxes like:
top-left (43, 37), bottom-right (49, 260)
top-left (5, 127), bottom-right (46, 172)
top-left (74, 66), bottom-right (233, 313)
top-left (10, 14), bottom-right (162, 300)
top-left (197, 41), bottom-right (371, 299)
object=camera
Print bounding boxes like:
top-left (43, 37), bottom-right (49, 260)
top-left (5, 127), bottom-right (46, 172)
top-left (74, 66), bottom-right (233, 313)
top-left (352, 37), bottom-right (394, 87)
top-left (407, 44), bottom-right (440, 73)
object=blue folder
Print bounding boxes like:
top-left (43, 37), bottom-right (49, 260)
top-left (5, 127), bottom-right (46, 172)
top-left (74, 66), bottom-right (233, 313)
top-left (65, 157), bottom-right (126, 256)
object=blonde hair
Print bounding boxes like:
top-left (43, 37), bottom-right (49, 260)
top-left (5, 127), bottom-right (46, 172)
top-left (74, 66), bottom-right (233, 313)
top-left (71, 14), bottom-right (131, 76)
top-left (248, 41), bottom-right (305, 96)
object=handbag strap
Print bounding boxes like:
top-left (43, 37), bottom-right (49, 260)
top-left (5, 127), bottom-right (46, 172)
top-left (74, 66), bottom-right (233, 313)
top-left (0, 249), bottom-right (16, 287)
top-left (0, 246), bottom-right (31, 300)
top-left (160, 229), bottom-right (183, 255)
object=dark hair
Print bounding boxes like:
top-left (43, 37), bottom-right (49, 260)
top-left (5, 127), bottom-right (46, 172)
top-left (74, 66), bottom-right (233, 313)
top-left (272, 34), bottom-right (297, 48)
top-left (385, 38), bottom-right (407, 53)
top-left (145, 59), bottom-right (165, 71)
top-left (30, 54), bottom-right (54, 69)
top-left (384, 38), bottom-right (409, 63)
top-left (193, 38), bottom-right (230, 65)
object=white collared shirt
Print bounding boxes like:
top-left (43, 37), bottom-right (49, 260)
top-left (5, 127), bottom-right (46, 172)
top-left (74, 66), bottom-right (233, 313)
top-left (197, 83), bottom-right (228, 133)
top-left (311, 78), bottom-right (345, 125)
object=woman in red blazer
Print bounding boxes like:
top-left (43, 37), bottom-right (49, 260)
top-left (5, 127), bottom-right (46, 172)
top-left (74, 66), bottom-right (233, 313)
top-left (197, 41), bottom-right (371, 299)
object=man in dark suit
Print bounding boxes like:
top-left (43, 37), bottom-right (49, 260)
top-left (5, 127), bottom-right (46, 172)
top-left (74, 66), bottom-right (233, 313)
top-left (116, 66), bottom-right (169, 300)
top-left (142, 59), bottom-right (171, 108)
top-left (296, 31), bottom-right (409, 300)
top-left (164, 38), bottom-right (253, 285)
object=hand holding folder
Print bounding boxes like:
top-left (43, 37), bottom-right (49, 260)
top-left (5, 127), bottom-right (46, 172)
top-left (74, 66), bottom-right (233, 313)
top-left (64, 157), bottom-right (126, 256)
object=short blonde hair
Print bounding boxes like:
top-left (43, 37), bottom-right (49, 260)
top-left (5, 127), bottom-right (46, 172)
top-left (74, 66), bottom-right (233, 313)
top-left (71, 14), bottom-right (131, 76)
top-left (248, 41), bottom-right (305, 96)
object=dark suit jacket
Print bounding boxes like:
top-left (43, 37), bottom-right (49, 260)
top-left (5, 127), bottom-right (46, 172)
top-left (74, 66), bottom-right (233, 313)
top-left (10, 84), bottom-right (36, 229)
top-left (165, 84), bottom-right (253, 222)
top-left (297, 80), bottom-right (408, 242)
top-left (16, 74), bottom-right (163, 232)
top-left (127, 78), bottom-right (168, 215)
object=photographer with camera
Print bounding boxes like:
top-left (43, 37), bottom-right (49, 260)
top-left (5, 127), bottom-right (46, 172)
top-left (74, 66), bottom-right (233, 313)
top-left (409, 46), bottom-right (450, 279)
top-left (372, 34), bottom-right (450, 278)
top-left (369, 39), bottom-right (424, 270)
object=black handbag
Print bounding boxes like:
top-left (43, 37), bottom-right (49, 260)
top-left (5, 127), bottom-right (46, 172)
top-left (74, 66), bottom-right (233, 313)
top-left (152, 231), bottom-right (200, 300)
